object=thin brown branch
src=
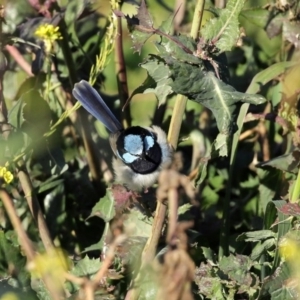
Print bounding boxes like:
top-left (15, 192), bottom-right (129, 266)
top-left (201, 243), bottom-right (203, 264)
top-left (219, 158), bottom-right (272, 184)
top-left (57, 17), bottom-right (103, 186)
top-left (5, 45), bottom-right (34, 77)
top-left (92, 234), bottom-right (126, 286)
top-left (0, 189), bottom-right (63, 300)
top-left (17, 160), bottom-right (54, 251)
top-left (141, 201), bottom-right (167, 263)
top-left (0, 189), bottom-right (36, 260)
top-left (166, 188), bottom-right (178, 245)
top-left (115, 16), bottom-right (131, 128)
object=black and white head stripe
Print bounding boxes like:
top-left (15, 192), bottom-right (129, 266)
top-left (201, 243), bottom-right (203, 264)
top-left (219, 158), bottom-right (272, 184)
top-left (116, 126), bottom-right (162, 174)
top-left (72, 80), bottom-right (122, 133)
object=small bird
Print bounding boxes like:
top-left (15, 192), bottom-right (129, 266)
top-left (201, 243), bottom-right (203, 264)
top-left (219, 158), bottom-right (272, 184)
top-left (72, 80), bottom-right (173, 191)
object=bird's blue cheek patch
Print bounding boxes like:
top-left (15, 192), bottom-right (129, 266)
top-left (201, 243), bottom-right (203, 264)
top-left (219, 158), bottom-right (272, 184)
top-left (144, 135), bottom-right (154, 151)
top-left (120, 152), bottom-right (137, 164)
top-left (124, 135), bottom-right (143, 155)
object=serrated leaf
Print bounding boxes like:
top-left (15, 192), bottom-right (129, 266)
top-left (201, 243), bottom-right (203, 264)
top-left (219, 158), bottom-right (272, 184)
top-left (123, 0), bottom-right (154, 53)
top-left (157, 35), bottom-right (201, 65)
top-left (89, 189), bottom-right (116, 222)
top-left (195, 263), bottom-right (225, 299)
top-left (201, 0), bottom-right (245, 53)
top-left (71, 255), bottom-right (101, 277)
top-left (168, 60), bottom-right (265, 155)
top-left (257, 150), bottom-right (300, 174)
top-left (66, 256), bottom-right (102, 293)
top-left (219, 254), bottom-right (254, 285)
top-left (130, 56), bottom-right (173, 105)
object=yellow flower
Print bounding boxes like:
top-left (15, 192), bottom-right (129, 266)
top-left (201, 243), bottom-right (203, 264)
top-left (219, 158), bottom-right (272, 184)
top-left (0, 292), bottom-right (20, 300)
top-left (34, 24), bottom-right (62, 53)
top-left (0, 167), bottom-right (6, 177)
top-left (27, 248), bottom-right (70, 288)
top-left (0, 166), bottom-right (13, 184)
top-left (3, 171), bottom-right (13, 184)
top-left (279, 237), bottom-right (300, 261)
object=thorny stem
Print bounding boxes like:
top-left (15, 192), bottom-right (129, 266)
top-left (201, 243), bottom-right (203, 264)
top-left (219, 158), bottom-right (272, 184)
top-left (141, 0), bottom-right (204, 283)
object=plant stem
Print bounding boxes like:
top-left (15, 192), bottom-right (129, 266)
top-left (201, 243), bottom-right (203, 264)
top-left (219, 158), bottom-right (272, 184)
top-left (143, 0), bottom-right (205, 267)
top-left (190, 0), bottom-right (206, 39)
top-left (0, 189), bottom-right (63, 300)
top-left (291, 167), bottom-right (300, 203)
top-left (58, 18), bottom-right (103, 186)
top-left (17, 160), bottom-right (54, 250)
top-left (115, 13), bottom-right (131, 128)
top-left (0, 189), bottom-right (36, 260)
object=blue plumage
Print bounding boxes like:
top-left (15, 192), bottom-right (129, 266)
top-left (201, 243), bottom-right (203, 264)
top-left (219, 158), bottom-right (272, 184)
top-left (72, 80), bottom-right (122, 133)
top-left (72, 80), bottom-right (173, 190)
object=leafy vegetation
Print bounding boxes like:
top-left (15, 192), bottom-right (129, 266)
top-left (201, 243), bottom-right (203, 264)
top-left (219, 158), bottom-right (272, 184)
top-left (0, 0), bottom-right (300, 299)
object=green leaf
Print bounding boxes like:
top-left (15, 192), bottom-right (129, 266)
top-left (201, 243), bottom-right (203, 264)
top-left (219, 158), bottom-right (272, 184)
top-left (247, 61), bottom-right (299, 94)
top-left (157, 35), bottom-right (201, 64)
top-left (38, 177), bottom-right (64, 193)
top-left (259, 263), bottom-right (296, 300)
top-left (236, 230), bottom-right (275, 242)
top-left (178, 203), bottom-right (193, 215)
top-left (257, 149), bottom-right (300, 174)
top-left (0, 231), bottom-right (30, 287)
top-left (239, 8), bottom-right (270, 28)
top-left (66, 256), bottom-right (101, 293)
top-left (31, 279), bottom-right (52, 300)
top-left (195, 263), bottom-right (225, 299)
top-left (120, 0), bottom-right (154, 53)
top-left (89, 188), bottom-right (116, 222)
top-left (123, 209), bottom-right (153, 238)
top-left (169, 60), bottom-right (265, 155)
top-left (271, 200), bottom-right (292, 271)
top-left (250, 238), bottom-right (276, 260)
top-left (219, 254), bottom-right (254, 285)
top-left (130, 56), bottom-right (173, 105)
top-left (201, 0), bottom-right (245, 53)
top-left (71, 255), bottom-right (101, 277)
top-left (201, 247), bottom-right (217, 263)
top-left (258, 168), bottom-right (283, 213)
top-left (8, 99), bottom-right (26, 129)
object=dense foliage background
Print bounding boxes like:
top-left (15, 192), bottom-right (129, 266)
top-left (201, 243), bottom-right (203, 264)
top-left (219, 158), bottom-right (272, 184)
top-left (0, 0), bottom-right (300, 299)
